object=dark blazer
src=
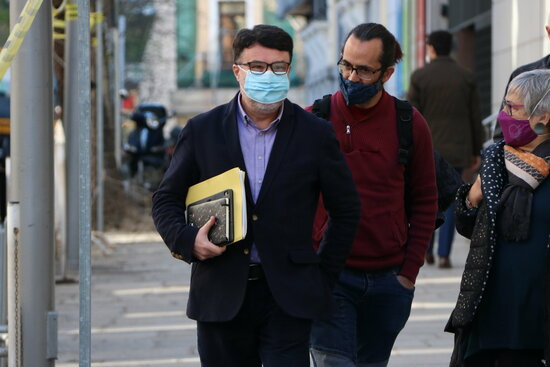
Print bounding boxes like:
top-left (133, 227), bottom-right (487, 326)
top-left (152, 94), bottom-right (360, 322)
top-left (407, 57), bottom-right (484, 168)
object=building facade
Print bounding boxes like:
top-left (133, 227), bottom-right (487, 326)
top-left (277, 0), bottom-right (550, 123)
top-left (171, 0), bottom-right (306, 117)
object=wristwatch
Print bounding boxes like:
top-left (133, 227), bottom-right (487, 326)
top-left (465, 195), bottom-right (477, 209)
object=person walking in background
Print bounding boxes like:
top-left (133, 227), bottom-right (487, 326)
top-left (446, 69), bottom-right (550, 367)
top-left (494, 22), bottom-right (550, 141)
top-left (308, 23), bottom-right (438, 367)
top-left (407, 30), bottom-right (484, 269)
top-left (152, 24), bottom-right (360, 367)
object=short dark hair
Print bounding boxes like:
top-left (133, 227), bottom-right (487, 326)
top-left (427, 30), bottom-right (453, 56)
top-left (233, 24), bottom-right (293, 63)
top-left (342, 23), bottom-right (403, 69)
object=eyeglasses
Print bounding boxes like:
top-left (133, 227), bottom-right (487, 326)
top-left (502, 98), bottom-right (525, 117)
top-left (337, 59), bottom-right (383, 81)
top-left (236, 61), bottom-right (291, 75)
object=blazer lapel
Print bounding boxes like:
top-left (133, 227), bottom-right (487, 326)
top-left (222, 94), bottom-right (255, 207)
top-left (255, 99), bottom-right (295, 207)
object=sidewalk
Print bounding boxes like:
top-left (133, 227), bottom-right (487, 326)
top-left (56, 232), bottom-right (470, 367)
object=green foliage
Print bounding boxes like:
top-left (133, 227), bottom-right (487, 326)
top-left (0, 1), bottom-right (9, 45)
top-left (120, 0), bottom-right (156, 64)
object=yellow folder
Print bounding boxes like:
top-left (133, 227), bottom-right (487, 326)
top-left (185, 167), bottom-right (247, 244)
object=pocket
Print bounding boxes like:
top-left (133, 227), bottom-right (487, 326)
top-left (392, 274), bottom-right (415, 293)
top-left (289, 248), bottom-right (321, 264)
top-left (354, 211), bottom-right (407, 258)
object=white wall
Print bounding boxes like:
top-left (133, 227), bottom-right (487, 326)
top-left (491, 0), bottom-right (550, 112)
top-left (139, 0), bottom-right (177, 109)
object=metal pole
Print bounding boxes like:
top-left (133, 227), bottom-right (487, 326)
top-left (76, 0), bottom-right (92, 365)
top-left (7, 202), bottom-right (20, 367)
top-left (10, 0), bottom-right (55, 365)
top-left (64, 1), bottom-right (80, 278)
top-left (96, 0), bottom-right (104, 232)
top-left (113, 28), bottom-right (121, 170)
top-left (118, 15), bottom-right (126, 91)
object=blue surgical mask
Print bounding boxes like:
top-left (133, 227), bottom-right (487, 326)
top-left (338, 74), bottom-right (382, 106)
top-left (241, 69), bottom-right (290, 104)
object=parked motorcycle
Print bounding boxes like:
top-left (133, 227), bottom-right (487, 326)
top-left (123, 107), bottom-right (166, 191)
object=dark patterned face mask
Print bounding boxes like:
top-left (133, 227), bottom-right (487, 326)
top-left (338, 74), bottom-right (382, 106)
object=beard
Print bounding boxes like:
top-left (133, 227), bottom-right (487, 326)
top-left (240, 88), bottom-right (284, 115)
top-left (248, 99), bottom-right (283, 114)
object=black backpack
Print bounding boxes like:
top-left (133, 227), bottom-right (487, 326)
top-left (312, 94), bottom-right (463, 229)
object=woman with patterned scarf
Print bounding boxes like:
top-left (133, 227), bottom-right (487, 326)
top-left (446, 69), bottom-right (550, 367)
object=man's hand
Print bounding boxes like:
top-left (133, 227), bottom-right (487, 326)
top-left (397, 275), bottom-right (415, 290)
top-left (192, 216), bottom-right (227, 260)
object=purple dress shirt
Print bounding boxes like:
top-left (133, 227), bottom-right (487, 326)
top-left (236, 94), bottom-right (283, 263)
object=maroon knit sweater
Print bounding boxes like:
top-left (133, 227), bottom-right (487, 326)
top-left (308, 90), bottom-right (437, 283)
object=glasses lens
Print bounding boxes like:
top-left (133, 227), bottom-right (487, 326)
top-left (356, 68), bottom-right (374, 81)
top-left (506, 102), bottom-right (513, 116)
top-left (248, 62), bottom-right (268, 74)
top-left (337, 62), bottom-right (351, 75)
top-left (271, 62), bottom-right (289, 75)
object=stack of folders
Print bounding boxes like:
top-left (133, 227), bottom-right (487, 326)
top-left (185, 168), bottom-right (247, 246)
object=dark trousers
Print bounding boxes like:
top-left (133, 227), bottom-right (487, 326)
top-left (197, 275), bottom-right (312, 367)
top-left (464, 349), bottom-right (545, 367)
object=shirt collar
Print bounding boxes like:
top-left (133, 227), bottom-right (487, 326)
top-left (237, 92), bottom-right (283, 131)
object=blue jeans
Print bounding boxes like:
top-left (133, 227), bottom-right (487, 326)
top-left (428, 167), bottom-right (462, 258)
top-left (310, 267), bottom-right (414, 367)
top-left (428, 201), bottom-right (456, 257)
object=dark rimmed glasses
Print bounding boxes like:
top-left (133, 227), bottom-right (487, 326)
top-left (337, 58), bottom-right (383, 81)
top-left (502, 98), bottom-right (525, 117)
top-left (236, 61), bottom-right (291, 75)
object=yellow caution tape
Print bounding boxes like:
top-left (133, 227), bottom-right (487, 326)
top-left (90, 12), bottom-right (104, 28)
top-left (65, 3), bottom-right (78, 21)
top-left (53, 12), bottom-right (103, 35)
top-left (53, 18), bottom-right (66, 29)
top-left (0, 0), bottom-right (45, 80)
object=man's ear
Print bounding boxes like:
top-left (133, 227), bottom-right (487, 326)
top-left (232, 64), bottom-right (241, 81)
top-left (381, 66), bottom-right (395, 83)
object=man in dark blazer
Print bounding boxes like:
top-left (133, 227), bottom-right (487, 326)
top-left (152, 24), bottom-right (360, 367)
top-left (407, 30), bottom-right (484, 269)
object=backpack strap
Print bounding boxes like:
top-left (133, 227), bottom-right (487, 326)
top-left (393, 97), bottom-right (413, 165)
top-left (311, 94), bottom-right (333, 120)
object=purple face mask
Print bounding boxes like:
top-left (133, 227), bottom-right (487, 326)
top-left (497, 110), bottom-right (538, 147)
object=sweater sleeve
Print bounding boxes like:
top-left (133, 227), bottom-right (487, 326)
top-left (399, 109), bottom-right (438, 283)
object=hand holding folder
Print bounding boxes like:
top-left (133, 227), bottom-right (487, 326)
top-left (186, 168), bottom-right (247, 246)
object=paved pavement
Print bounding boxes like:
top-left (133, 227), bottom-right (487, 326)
top-left (56, 231), bottom-right (469, 367)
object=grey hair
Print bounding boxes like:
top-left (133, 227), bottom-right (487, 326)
top-left (508, 69), bottom-right (550, 117)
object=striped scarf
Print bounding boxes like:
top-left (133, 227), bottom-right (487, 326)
top-left (498, 141), bottom-right (550, 241)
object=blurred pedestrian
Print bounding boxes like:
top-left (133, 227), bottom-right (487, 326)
top-left (446, 69), bottom-right (550, 367)
top-left (152, 24), bottom-right (359, 367)
top-left (494, 22), bottom-right (550, 141)
top-left (308, 23), bottom-right (438, 367)
top-left (408, 30), bottom-right (484, 269)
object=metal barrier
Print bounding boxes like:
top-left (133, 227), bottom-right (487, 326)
top-left (0, 221), bottom-right (7, 364)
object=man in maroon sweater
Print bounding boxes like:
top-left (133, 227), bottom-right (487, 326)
top-left (308, 23), bottom-right (438, 367)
